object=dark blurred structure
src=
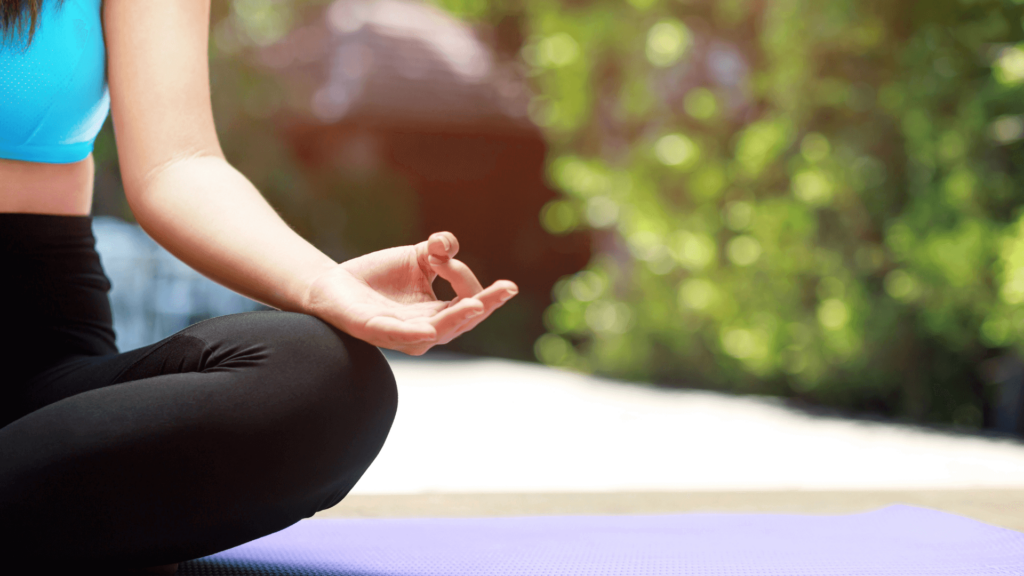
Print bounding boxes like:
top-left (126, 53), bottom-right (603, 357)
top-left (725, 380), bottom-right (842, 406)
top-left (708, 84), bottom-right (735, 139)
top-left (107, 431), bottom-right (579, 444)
top-left (982, 356), bottom-right (1024, 438)
top-left (256, 0), bottom-right (589, 359)
top-left (93, 217), bottom-right (263, 352)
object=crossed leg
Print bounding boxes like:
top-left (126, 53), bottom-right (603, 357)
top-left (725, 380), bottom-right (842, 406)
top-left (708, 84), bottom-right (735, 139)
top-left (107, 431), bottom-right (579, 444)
top-left (0, 311), bottom-right (397, 572)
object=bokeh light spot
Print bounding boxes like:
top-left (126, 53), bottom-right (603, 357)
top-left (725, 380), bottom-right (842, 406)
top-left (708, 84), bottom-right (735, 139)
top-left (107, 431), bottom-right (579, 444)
top-left (994, 44), bottom-right (1024, 86)
top-left (800, 133), bottom-right (831, 163)
top-left (585, 301), bottom-right (632, 334)
top-left (585, 197), bottom-right (619, 228)
top-left (981, 317), bottom-right (1012, 347)
top-left (678, 278), bottom-right (716, 311)
top-left (990, 115), bottom-right (1024, 144)
top-left (721, 328), bottom-right (769, 360)
top-left (570, 271), bottom-right (607, 302)
top-left (884, 270), bottom-right (920, 302)
top-left (817, 299), bottom-right (850, 330)
top-left (684, 88), bottom-right (719, 121)
top-left (689, 165), bottom-right (727, 199)
top-left (536, 32), bottom-right (581, 68)
top-left (540, 200), bottom-right (578, 235)
top-left (735, 118), bottom-right (792, 177)
top-left (792, 168), bottom-right (835, 205)
top-left (672, 231), bottom-right (717, 270)
top-left (535, 333), bottom-right (573, 365)
top-left (646, 19), bottom-right (692, 68)
top-left (628, 230), bottom-right (665, 262)
top-left (727, 235), bottom-right (762, 266)
top-left (724, 201), bottom-right (753, 231)
top-left (233, 0), bottom-right (293, 46)
top-left (938, 131), bottom-right (967, 161)
top-left (655, 133), bottom-right (701, 169)
top-left (552, 157), bottom-right (611, 197)
top-left (943, 167), bottom-right (976, 207)
top-left (1001, 272), bottom-right (1024, 305)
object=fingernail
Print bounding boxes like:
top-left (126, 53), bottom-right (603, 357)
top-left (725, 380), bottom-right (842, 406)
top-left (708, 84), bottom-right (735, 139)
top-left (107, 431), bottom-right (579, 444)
top-left (440, 236), bottom-right (451, 251)
top-left (468, 308), bottom-right (484, 317)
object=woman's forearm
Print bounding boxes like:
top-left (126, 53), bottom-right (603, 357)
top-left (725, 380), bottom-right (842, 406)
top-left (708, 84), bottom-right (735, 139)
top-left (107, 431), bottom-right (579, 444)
top-left (125, 154), bottom-right (337, 313)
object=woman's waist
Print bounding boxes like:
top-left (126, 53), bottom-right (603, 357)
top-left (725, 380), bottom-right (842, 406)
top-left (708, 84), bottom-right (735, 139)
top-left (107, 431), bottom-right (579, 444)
top-left (2, 213), bottom-right (119, 375)
top-left (2, 213), bottom-right (114, 317)
top-left (0, 155), bottom-right (95, 216)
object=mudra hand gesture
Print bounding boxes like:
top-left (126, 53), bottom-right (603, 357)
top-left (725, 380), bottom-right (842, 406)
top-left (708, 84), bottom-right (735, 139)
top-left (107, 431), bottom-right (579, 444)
top-left (305, 232), bottom-right (519, 356)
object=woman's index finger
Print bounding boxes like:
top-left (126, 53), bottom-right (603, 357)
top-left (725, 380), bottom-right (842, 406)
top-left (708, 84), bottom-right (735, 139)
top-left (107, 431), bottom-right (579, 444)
top-left (428, 255), bottom-right (484, 298)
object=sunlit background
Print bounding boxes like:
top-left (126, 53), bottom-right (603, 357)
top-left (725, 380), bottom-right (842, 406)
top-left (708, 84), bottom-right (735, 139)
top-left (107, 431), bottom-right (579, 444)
top-left (89, 0), bottom-right (1024, 437)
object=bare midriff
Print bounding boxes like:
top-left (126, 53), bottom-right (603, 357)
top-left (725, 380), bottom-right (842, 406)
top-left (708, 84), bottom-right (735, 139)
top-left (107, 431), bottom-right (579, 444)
top-left (0, 155), bottom-right (95, 216)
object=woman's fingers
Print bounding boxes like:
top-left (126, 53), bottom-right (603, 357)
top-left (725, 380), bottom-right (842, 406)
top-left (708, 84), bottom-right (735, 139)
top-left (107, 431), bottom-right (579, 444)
top-left (428, 255), bottom-right (484, 298)
top-left (364, 316), bottom-right (437, 345)
top-left (428, 297), bottom-right (485, 336)
top-left (414, 231), bottom-right (460, 284)
top-left (439, 281), bottom-right (519, 340)
top-left (427, 232), bottom-right (460, 260)
top-left (357, 234), bottom-right (517, 352)
top-left (363, 282), bottom-right (518, 354)
top-left (468, 281), bottom-right (518, 314)
top-left (363, 297), bottom-right (484, 349)
top-left (421, 232), bottom-right (491, 300)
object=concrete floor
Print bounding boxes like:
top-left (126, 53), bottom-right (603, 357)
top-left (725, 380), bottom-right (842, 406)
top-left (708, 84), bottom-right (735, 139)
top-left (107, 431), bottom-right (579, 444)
top-left (320, 354), bottom-right (1024, 532)
top-left (317, 490), bottom-right (1024, 533)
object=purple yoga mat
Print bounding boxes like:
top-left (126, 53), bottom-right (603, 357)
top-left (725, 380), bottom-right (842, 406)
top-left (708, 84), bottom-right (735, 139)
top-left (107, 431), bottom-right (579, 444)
top-left (178, 505), bottom-right (1023, 576)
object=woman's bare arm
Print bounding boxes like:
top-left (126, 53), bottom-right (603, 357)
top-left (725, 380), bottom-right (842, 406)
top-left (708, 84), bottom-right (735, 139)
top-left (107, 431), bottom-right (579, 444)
top-left (103, 0), bottom-right (517, 353)
top-left (105, 0), bottom-right (335, 312)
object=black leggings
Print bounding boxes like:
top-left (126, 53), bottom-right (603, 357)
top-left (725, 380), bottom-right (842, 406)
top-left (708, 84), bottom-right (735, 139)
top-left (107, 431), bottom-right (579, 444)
top-left (0, 215), bottom-right (398, 570)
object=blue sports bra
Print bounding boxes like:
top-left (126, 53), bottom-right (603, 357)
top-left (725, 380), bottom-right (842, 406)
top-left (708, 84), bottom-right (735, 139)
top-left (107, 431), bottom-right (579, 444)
top-left (0, 0), bottom-right (109, 164)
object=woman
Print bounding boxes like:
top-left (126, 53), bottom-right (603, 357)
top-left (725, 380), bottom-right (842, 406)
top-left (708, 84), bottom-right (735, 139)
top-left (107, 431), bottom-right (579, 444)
top-left (0, 0), bottom-right (518, 572)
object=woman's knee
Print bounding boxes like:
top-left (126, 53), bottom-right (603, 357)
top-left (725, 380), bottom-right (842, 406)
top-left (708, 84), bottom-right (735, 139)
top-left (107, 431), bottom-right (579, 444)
top-left (188, 311), bottom-right (397, 416)
top-left (254, 312), bottom-right (397, 456)
top-left (257, 313), bottom-right (398, 512)
top-left (187, 310), bottom-right (398, 478)
top-left (265, 311), bottom-right (397, 422)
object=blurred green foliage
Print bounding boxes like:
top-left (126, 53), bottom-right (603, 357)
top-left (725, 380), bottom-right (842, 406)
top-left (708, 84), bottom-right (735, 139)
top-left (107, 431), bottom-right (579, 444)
top-left (88, 0), bottom-right (1024, 426)
top-left (431, 0), bottom-right (1024, 426)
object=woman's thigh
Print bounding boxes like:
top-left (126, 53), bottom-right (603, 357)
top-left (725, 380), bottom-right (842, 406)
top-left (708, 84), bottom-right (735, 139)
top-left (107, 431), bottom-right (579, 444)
top-left (0, 311), bottom-right (397, 569)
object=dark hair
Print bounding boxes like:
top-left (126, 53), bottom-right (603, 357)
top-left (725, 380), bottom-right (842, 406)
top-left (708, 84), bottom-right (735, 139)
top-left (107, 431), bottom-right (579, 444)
top-left (1, 0), bottom-right (64, 45)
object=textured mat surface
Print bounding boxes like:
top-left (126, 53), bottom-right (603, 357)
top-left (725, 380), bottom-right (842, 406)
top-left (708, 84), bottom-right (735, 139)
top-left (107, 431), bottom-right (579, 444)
top-left (179, 505), bottom-right (1024, 576)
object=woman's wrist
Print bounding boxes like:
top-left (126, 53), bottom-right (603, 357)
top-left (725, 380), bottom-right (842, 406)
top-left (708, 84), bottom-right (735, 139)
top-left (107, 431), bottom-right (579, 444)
top-left (295, 260), bottom-right (340, 317)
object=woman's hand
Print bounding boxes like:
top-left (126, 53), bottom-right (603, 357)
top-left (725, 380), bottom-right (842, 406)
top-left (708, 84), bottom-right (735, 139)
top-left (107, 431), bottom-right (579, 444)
top-left (303, 232), bottom-right (519, 356)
